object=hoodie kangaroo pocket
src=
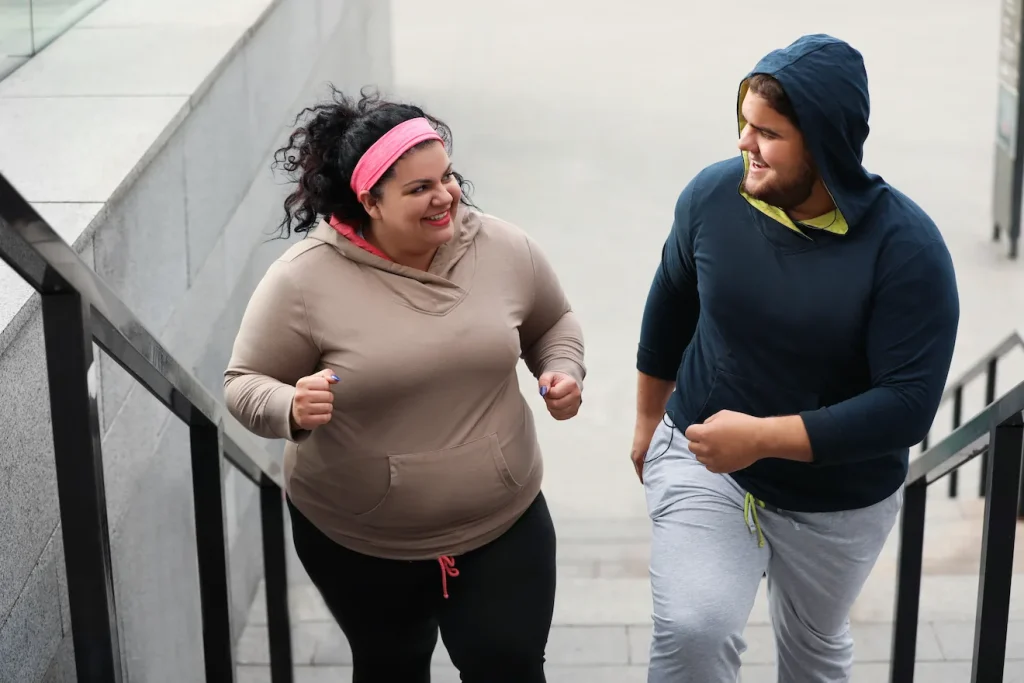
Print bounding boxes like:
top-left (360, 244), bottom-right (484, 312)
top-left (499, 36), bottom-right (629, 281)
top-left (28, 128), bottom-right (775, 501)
top-left (356, 433), bottom-right (523, 532)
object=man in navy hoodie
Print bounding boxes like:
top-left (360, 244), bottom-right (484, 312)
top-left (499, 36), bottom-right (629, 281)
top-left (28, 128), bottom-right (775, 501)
top-left (631, 35), bottom-right (959, 681)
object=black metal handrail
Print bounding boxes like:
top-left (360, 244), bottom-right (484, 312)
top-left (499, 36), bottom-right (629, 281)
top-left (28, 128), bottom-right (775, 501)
top-left (890, 378), bottom-right (1024, 683)
top-left (920, 330), bottom-right (1024, 499)
top-left (0, 174), bottom-right (294, 682)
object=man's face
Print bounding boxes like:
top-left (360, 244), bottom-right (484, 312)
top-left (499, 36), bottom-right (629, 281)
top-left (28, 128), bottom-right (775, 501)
top-left (737, 90), bottom-right (817, 209)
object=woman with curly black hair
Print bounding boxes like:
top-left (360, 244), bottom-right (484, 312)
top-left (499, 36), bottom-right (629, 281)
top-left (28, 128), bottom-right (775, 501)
top-left (224, 87), bottom-right (586, 682)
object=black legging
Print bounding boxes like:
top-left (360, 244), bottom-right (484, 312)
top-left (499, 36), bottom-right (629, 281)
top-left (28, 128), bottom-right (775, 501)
top-left (287, 492), bottom-right (557, 682)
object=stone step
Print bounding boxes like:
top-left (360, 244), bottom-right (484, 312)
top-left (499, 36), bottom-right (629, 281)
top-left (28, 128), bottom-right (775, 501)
top-left (237, 610), bottom-right (1024, 670)
top-left (554, 493), bottom-right (1024, 580)
top-left (268, 504), bottom-right (1024, 620)
top-left (236, 664), bottom-right (653, 682)
top-left (242, 556), bottom-right (1024, 682)
top-left (248, 568), bottom-right (1024, 635)
top-left (233, 661), bottom-right (1024, 683)
top-left (237, 609), bottom-right (1024, 680)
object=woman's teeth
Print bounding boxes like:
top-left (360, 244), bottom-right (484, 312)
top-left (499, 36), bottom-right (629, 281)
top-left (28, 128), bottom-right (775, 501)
top-left (426, 211), bottom-right (448, 221)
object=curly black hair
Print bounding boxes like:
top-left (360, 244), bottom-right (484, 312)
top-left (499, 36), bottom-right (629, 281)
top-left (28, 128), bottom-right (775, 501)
top-left (271, 85), bottom-right (476, 239)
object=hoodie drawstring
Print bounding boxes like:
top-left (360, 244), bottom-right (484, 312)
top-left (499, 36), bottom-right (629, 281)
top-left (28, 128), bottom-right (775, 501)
top-left (438, 555), bottom-right (459, 598)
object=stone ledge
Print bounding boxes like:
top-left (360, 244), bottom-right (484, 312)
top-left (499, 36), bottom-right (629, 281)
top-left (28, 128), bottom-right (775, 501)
top-left (80, 0), bottom-right (272, 29)
top-left (0, 0), bottom-right (284, 356)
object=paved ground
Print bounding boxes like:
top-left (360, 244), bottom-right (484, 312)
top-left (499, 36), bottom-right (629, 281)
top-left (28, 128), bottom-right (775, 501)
top-left (238, 0), bottom-right (1024, 680)
top-left (234, 502), bottom-right (1024, 682)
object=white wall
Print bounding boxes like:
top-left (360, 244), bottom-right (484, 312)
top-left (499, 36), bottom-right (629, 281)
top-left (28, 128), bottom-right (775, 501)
top-left (0, 0), bottom-right (393, 679)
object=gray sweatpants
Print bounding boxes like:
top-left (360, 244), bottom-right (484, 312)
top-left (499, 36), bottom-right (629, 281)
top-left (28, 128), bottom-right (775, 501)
top-left (642, 415), bottom-right (903, 683)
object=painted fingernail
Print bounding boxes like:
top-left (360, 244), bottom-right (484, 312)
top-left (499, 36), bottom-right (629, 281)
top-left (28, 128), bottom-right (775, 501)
top-left (331, 374), bottom-right (340, 382)
top-left (540, 386), bottom-right (548, 397)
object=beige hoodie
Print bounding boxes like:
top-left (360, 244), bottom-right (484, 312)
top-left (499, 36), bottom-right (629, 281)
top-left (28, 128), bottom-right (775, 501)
top-left (224, 210), bottom-right (585, 560)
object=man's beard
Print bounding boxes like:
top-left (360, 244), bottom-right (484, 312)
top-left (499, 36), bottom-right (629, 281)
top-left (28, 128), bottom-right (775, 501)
top-left (744, 156), bottom-right (817, 210)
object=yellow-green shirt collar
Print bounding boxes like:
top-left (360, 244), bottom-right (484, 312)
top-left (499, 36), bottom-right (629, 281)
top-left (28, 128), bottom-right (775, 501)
top-left (739, 152), bottom-right (849, 237)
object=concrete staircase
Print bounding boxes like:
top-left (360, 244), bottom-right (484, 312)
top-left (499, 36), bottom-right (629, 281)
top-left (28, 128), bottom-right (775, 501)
top-left (234, 483), bottom-right (1024, 682)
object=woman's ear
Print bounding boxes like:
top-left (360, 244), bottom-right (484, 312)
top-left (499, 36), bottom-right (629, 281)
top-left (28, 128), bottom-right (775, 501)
top-left (358, 189), bottom-right (383, 221)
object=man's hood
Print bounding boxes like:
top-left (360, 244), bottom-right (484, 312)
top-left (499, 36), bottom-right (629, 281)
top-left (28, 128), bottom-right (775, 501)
top-left (738, 34), bottom-right (885, 230)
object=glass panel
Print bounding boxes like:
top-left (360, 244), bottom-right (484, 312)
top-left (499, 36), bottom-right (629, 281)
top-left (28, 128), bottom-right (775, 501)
top-left (30, 0), bottom-right (106, 55)
top-left (0, 0), bottom-right (32, 80)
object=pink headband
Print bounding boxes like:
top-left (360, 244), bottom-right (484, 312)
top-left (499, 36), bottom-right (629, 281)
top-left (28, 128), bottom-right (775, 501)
top-left (349, 117), bottom-right (443, 194)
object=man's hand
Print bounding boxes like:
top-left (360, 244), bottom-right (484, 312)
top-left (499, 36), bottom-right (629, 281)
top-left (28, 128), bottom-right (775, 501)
top-left (631, 372), bottom-right (676, 484)
top-left (630, 417), bottom-right (660, 483)
top-left (538, 372), bottom-right (582, 420)
top-left (684, 410), bottom-right (766, 474)
top-left (630, 437), bottom-right (649, 484)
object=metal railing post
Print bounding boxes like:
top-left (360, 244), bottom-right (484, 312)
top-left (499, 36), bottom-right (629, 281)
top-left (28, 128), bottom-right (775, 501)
top-left (979, 359), bottom-right (999, 497)
top-left (1019, 445), bottom-right (1024, 518)
top-left (261, 476), bottom-right (294, 683)
top-left (190, 412), bottom-right (236, 681)
top-left (971, 412), bottom-right (1024, 683)
top-left (889, 479), bottom-right (927, 683)
top-left (41, 292), bottom-right (123, 683)
top-left (1, 171), bottom-right (298, 683)
top-left (949, 386), bottom-right (963, 497)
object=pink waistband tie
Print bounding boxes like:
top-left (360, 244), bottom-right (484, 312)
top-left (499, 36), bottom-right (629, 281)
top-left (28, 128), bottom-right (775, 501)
top-left (438, 555), bottom-right (459, 599)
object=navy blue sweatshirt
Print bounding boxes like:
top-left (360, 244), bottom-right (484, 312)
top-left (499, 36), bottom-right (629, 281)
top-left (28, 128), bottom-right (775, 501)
top-left (637, 34), bottom-right (960, 512)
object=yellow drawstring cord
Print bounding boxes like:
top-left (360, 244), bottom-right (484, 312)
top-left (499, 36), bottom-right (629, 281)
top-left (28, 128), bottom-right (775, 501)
top-left (743, 492), bottom-right (766, 548)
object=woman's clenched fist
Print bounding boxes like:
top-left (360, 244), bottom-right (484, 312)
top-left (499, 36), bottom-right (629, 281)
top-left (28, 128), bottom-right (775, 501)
top-left (291, 369), bottom-right (339, 431)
